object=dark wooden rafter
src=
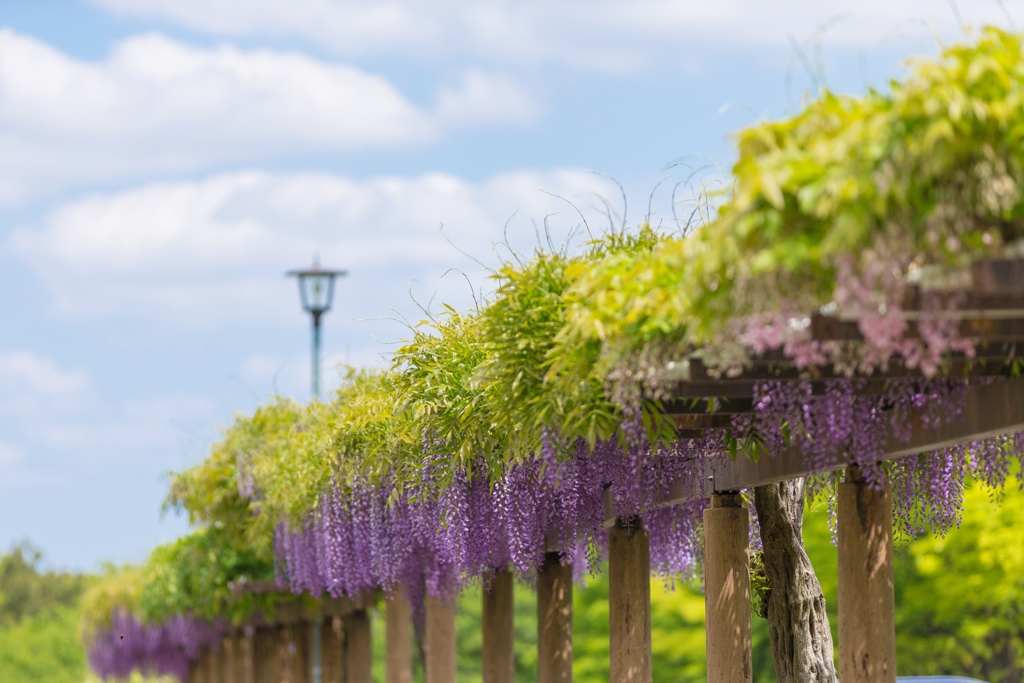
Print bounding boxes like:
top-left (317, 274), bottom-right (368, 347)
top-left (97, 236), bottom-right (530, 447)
top-left (653, 258), bottom-right (1024, 409)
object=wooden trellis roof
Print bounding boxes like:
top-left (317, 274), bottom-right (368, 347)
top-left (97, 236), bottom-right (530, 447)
top-left (649, 258), bottom-right (1024, 499)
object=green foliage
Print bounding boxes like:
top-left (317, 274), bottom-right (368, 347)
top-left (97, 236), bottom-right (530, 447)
top-left (749, 549), bottom-right (770, 619)
top-left (0, 542), bottom-right (90, 626)
top-left (389, 310), bottom-right (494, 485)
top-left (81, 527), bottom-right (279, 641)
top-left (168, 395), bottom-right (307, 538)
top-left (137, 526), bottom-right (277, 626)
top-left (79, 564), bottom-right (145, 641)
top-left (561, 27), bottom-right (1024, 368)
top-left (0, 544), bottom-right (93, 683)
top-left (0, 604), bottom-right (89, 683)
top-left (895, 481), bottom-right (1024, 682)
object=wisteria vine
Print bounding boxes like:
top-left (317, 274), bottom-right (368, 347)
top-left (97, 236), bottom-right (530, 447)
top-left (88, 612), bottom-right (224, 681)
top-left (270, 377), bottom-right (1024, 614)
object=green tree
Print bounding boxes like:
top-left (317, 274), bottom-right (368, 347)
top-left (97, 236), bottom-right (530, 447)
top-left (0, 605), bottom-right (88, 683)
top-left (895, 482), bottom-right (1024, 682)
top-left (0, 543), bottom-right (92, 683)
top-left (0, 542), bottom-right (89, 626)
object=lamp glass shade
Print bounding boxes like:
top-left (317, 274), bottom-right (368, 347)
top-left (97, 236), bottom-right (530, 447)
top-left (297, 272), bottom-right (336, 313)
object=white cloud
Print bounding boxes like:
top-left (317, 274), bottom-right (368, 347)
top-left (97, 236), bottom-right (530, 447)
top-left (12, 168), bottom-right (617, 324)
top-left (0, 352), bottom-right (91, 414)
top-left (87, 0), bottom-right (1024, 68)
top-left (0, 350), bottom-right (219, 463)
top-left (437, 69), bottom-right (540, 127)
top-left (0, 30), bottom-right (537, 204)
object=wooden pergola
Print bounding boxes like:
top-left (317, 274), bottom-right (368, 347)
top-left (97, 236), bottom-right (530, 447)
top-left (185, 259), bottom-right (1024, 683)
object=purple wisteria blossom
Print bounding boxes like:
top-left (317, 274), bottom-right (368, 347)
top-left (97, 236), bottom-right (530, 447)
top-left (88, 612), bottom-right (223, 681)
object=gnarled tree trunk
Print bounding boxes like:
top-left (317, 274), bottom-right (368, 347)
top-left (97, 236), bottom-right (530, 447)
top-left (753, 478), bottom-right (837, 683)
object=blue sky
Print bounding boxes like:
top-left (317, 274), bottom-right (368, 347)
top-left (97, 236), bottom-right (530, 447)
top-left (0, 0), bottom-right (1017, 571)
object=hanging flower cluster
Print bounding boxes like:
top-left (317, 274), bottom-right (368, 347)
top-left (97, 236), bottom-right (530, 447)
top-left (272, 430), bottom-right (724, 605)
top-left (735, 378), bottom-right (1024, 538)
top-left (88, 612), bottom-right (224, 681)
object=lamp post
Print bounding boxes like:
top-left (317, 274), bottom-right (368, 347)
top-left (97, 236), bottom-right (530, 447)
top-left (287, 256), bottom-right (346, 399)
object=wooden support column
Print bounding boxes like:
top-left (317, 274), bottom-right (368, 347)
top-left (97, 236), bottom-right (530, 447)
top-left (424, 594), bottom-right (457, 683)
top-left (483, 569), bottom-right (515, 683)
top-left (838, 466), bottom-right (896, 683)
top-left (386, 586), bottom-right (413, 683)
top-left (192, 653), bottom-right (208, 683)
top-left (240, 628), bottom-right (255, 683)
top-left (321, 617), bottom-right (344, 683)
top-left (222, 635), bottom-right (236, 683)
top-left (264, 628), bottom-right (280, 683)
top-left (208, 645), bottom-right (223, 683)
top-left (254, 628), bottom-right (273, 683)
top-left (537, 552), bottom-right (573, 683)
top-left (704, 492), bottom-right (752, 683)
top-left (293, 624), bottom-right (310, 683)
top-left (609, 516), bottom-right (652, 683)
top-left (273, 627), bottom-right (292, 683)
top-left (346, 609), bottom-right (373, 683)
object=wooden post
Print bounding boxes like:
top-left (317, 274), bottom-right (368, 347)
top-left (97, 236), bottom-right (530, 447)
top-left (222, 635), bottom-right (236, 683)
top-left (704, 492), bottom-right (752, 683)
top-left (537, 552), bottom-right (572, 683)
top-left (346, 610), bottom-right (373, 683)
top-left (386, 586), bottom-right (413, 683)
top-left (838, 466), bottom-right (896, 683)
top-left (482, 569), bottom-right (515, 683)
top-left (193, 653), bottom-right (208, 683)
top-left (208, 645), bottom-right (222, 683)
top-left (274, 627), bottom-right (292, 683)
top-left (293, 624), bottom-right (310, 683)
top-left (240, 628), bottom-right (255, 683)
top-left (609, 516), bottom-right (652, 683)
top-left (321, 617), bottom-right (344, 683)
top-left (255, 628), bottom-right (273, 683)
top-left (424, 594), bottom-right (457, 683)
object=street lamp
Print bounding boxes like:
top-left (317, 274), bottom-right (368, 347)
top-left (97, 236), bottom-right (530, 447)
top-left (287, 256), bottom-right (346, 399)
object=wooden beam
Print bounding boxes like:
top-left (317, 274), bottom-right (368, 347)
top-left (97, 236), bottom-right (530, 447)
top-left (655, 376), bottom-right (1024, 502)
top-left (671, 356), bottom-right (1009, 387)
